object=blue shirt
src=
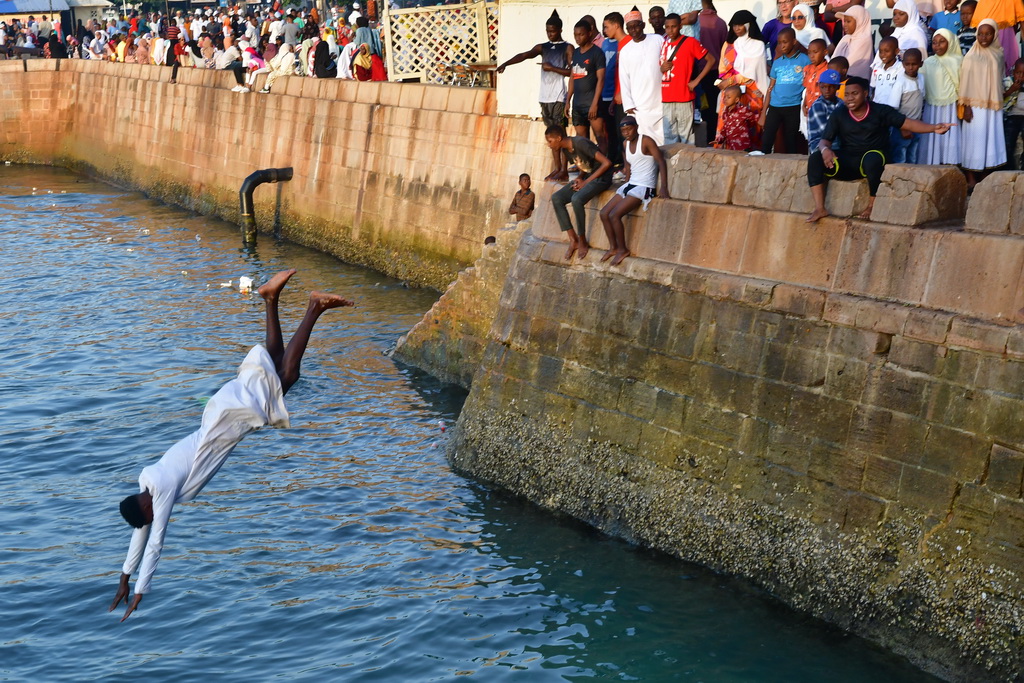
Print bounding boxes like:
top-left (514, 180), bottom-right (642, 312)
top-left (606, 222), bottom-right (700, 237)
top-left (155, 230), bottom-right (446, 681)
top-left (601, 38), bottom-right (618, 101)
top-left (929, 10), bottom-right (962, 35)
top-left (769, 52), bottom-right (811, 108)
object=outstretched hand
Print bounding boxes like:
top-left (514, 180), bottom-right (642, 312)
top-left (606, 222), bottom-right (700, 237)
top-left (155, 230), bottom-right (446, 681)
top-left (109, 573), bottom-right (130, 613)
top-left (121, 594), bottom-right (143, 622)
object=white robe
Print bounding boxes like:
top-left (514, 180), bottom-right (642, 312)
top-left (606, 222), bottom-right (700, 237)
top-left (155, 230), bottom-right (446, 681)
top-left (619, 34), bottom-right (666, 145)
top-left (121, 345), bottom-right (289, 595)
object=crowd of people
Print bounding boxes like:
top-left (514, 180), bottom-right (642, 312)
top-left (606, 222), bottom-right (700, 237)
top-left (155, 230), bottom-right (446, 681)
top-left (7, 1), bottom-right (1024, 262)
top-left (497, 0), bottom-right (1023, 263)
top-left (0, 4), bottom-right (390, 91)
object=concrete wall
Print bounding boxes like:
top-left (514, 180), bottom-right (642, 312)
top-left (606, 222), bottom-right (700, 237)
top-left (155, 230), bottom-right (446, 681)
top-left (0, 58), bottom-right (548, 290)
top-left (397, 149), bottom-right (1024, 681)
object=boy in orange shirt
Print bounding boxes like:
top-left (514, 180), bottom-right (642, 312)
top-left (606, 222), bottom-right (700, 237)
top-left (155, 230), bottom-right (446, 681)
top-left (802, 39), bottom-right (829, 118)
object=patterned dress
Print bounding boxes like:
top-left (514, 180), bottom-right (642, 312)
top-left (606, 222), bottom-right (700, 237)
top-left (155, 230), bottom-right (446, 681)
top-left (715, 103), bottom-right (759, 150)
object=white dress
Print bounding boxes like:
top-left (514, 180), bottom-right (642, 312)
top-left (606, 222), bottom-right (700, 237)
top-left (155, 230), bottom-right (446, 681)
top-left (961, 106), bottom-right (1007, 170)
top-left (921, 103), bottom-right (961, 164)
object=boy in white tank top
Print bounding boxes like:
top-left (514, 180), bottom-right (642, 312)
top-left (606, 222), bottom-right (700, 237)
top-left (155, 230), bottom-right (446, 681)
top-left (598, 115), bottom-right (671, 266)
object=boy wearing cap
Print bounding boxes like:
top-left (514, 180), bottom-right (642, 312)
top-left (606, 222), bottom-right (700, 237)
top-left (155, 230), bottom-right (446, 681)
top-left (620, 7), bottom-right (666, 145)
top-left (806, 76), bottom-right (952, 222)
top-left (806, 69), bottom-right (843, 154)
top-left (599, 116), bottom-right (671, 265)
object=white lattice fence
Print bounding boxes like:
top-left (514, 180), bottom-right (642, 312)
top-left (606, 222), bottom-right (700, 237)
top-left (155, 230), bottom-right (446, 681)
top-left (383, 0), bottom-right (498, 84)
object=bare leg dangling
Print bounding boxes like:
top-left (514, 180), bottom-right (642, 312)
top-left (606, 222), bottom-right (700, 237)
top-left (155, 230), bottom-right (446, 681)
top-left (278, 291), bottom-right (354, 394)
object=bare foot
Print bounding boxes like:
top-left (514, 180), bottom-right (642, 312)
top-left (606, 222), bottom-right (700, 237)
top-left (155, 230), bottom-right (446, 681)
top-left (564, 242), bottom-right (578, 260)
top-left (577, 242), bottom-right (590, 260)
top-left (610, 249), bottom-right (631, 266)
top-left (857, 198), bottom-right (876, 220)
top-left (600, 250), bottom-right (615, 262)
top-left (548, 172), bottom-right (569, 183)
top-left (258, 269), bottom-right (297, 300)
top-left (310, 291), bottom-right (355, 310)
top-left (805, 208), bottom-right (830, 223)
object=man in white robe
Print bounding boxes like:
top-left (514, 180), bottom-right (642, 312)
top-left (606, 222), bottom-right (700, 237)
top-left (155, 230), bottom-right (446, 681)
top-left (109, 270), bottom-right (353, 621)
top-left (619, 7), bottom-right (666, 145)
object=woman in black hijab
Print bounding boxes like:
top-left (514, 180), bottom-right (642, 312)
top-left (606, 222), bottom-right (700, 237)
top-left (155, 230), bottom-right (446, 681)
top-left (48, 33), bottom-right (68, 59)
top-left (313, 38), bottom-right (337, 78)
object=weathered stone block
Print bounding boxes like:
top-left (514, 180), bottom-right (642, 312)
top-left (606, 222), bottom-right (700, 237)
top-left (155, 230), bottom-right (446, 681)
top-left (925, 232), bottom-right (1024, 320)
top-left (823, 179), bottom-right (871, 217)
top-left (920, 424), bottom-right (989, 481)
top-left (903, 308), bottom-right (953, 343)
top-left (732, 153), bottom-right (815, 213)
top-left (769, 284), bottom-right (826, 319)
top-left (990, 498), bottom-right (1024, 545)
top-left (741, 211), bottom-right (846, 288)
top-left (988, 444), bottom-right (1024, 498)
top-left (844, 493), bottom-right (887, 530)
top-left (666, 145), bottom-right (738, 204)
top-left (677, 203), bottom-right (751, 272)
top-left (947, 316), bottom-right (1010, 354)
top-left (862, 455), bottom-right (902, 499)
top-left (888, 336), bottom-right (942, 373)
top-left (965, 171), bottom-right (1017, 233)
top-left (828, 326), bottom-right (891, 360)
top-left (808, 442), bottom-right (865, 490)
top-left (898, 465), bottom-right (958, 514)
top-left (833, 223), bottom-right (939, 302)
top-left (871, 164), bottom-right (967, 226)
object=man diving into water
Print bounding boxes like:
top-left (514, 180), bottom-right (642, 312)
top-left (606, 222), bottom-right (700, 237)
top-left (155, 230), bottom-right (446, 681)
top-left (109, 269), bottom-right (353, 621)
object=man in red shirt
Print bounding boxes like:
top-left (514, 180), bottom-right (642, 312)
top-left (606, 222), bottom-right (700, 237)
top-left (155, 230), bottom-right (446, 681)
top-left (660, 13), bottom-right (716, 144)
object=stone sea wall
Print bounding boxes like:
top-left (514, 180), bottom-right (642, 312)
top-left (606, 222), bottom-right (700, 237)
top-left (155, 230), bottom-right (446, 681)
top-left (398, 148), bottom-right (1024, 681)
top-left (0, 59), bottom-right (548, 290)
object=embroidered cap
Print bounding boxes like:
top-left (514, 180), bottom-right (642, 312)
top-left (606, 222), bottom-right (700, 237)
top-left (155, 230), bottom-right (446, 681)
top-left (818, 69), bottom-right (841, 85)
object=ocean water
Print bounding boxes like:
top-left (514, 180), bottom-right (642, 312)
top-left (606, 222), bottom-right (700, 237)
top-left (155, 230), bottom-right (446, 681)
top-left (0, 166), bottom-right (938, 682)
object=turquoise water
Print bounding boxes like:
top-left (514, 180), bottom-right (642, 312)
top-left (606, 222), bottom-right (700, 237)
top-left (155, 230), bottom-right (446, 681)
top-left (0, 167), bottom-right (938, 681)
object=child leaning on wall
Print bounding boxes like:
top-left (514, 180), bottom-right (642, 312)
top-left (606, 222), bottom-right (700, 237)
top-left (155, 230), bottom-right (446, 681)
top-left (508, 173), bottom-right (536, 222)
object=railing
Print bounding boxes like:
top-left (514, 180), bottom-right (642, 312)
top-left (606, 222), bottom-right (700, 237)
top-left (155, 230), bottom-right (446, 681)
top-left (382, 0), bottom-right (497, 85)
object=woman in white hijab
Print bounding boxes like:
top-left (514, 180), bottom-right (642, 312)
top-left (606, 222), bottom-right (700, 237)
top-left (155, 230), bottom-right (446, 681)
top-left (791, 4), bottom-right (828, 48)
top-left (86, 29), bottom-right (107, 60)
top-left (959, 18), bottom-right (1006, 184)
top-left (832, 5), bottom-right (873, 79)
top-left (890, 0), bottom-right (929, 54)
top-left (260, 43), bottom-right (295, 93)
top-left (337, 40), bottom-right (357, 79)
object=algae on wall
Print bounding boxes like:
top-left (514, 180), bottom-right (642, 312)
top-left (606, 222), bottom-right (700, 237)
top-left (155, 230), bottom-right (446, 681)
top-left (402, 228), bottom-right (1024, 683)
top-left (393, 221), bottom-right (531, 383)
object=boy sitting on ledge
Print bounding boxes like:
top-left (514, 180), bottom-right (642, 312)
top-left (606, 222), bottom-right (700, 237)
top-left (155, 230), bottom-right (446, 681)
top-left (545, 124), bottom-right (613, 260)
top-left (806, 76), bottom-right (952, 223)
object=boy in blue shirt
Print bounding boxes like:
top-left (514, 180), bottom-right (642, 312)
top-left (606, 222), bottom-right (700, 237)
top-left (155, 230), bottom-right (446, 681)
top-left (929, 0), bottom-right (962, 36)
top-left (761, 27), bottom-right (810, 154)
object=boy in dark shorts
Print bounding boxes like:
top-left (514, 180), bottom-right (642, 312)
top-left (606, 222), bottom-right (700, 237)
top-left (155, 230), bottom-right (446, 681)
top-left (566, 18), bottom-right (608, 152)
top-left (497, 10), bottom-right (574, 181)
top-left (805, 76), bottom-right (951, 222)
top-left (545, 124), bottom-right (613, 260)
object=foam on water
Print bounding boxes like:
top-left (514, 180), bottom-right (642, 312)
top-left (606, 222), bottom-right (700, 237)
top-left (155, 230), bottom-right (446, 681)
top-left (0, 167), bottom-right (938, 682)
